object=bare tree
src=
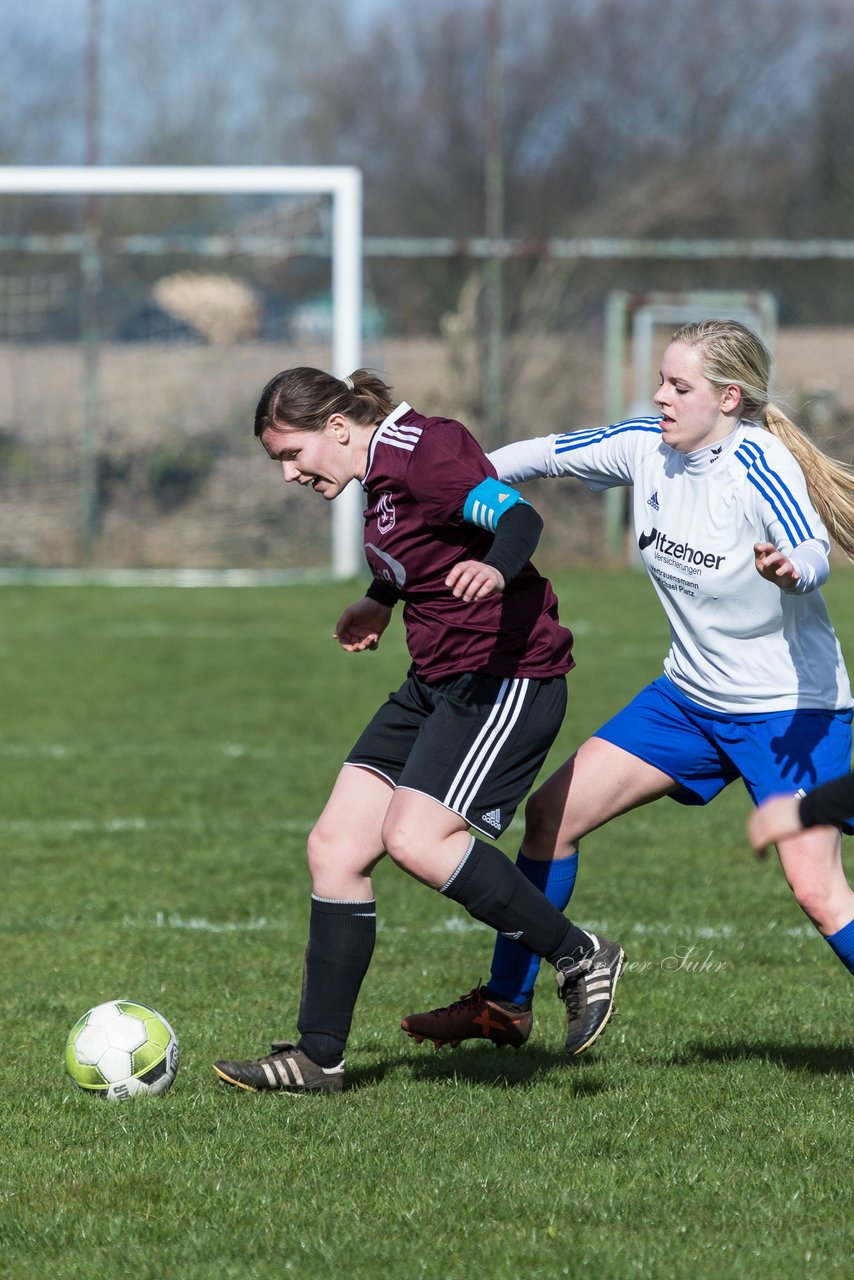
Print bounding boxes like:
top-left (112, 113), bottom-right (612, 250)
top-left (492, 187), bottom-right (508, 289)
top-left (5, 0), bottom-right (854, 325)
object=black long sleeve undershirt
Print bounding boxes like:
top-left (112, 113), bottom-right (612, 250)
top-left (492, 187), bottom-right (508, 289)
top-left (480, 500), bottom-right (543, 584)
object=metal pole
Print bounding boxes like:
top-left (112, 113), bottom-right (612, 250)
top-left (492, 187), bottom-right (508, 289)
top-left (603, 292), bottom-right (627, 558)
top-left (330, 168), bottom-right (364, 580)
top-left (80, 0), bottom-right (103, 556)
top-left (484, 0), bottom-right (504, 448)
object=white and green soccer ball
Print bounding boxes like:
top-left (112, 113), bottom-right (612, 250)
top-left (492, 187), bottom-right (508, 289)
top-left (65, 1000), bottom-right (179, 1101)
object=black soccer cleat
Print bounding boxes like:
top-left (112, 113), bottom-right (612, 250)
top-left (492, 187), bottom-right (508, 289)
top-left (555, 935), bottom-right (625, 1056)
top-left (213, 1041), bottom-right (345, 1093)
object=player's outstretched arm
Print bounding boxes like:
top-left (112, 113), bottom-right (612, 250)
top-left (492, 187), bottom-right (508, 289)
top-left (747, 794), bottom-right (804, 857)
top-left (748, 772), bottom-right (854, 855)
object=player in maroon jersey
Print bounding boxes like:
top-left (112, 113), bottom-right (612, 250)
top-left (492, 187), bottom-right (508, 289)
top-left (213, 366), bottom-right (625, 1094)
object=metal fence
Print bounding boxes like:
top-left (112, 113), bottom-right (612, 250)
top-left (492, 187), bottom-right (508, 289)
top-left (3, 192), bottom-right (854, 577)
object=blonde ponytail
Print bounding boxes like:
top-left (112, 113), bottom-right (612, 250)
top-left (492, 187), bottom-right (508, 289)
top-left (672, 318), bottom-right (854, 561)
top-left (762, 404), bottom-right (854, 561)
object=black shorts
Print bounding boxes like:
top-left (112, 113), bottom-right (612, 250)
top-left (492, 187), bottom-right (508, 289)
top-left (346, 668), bottom-right (567, 837)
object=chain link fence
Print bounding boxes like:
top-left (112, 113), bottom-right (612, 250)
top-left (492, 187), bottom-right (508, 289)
top-left (2, 192), bottom-right (854, 575)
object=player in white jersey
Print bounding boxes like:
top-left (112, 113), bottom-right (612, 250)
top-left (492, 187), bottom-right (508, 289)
top-left (402, 318), bottom-right (854, 1053)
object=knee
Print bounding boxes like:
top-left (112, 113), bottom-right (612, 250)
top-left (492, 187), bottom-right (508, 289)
top-left (380, 813), bottom-right (419, 874)
top-left (778, 830), bottom-right (847, 934)
top-left (382, 812), bottom-right (450, 886)
top-left (784, 857), bottom-right (837, 932)
top-left (789, 876), bottom-right (835, 932)
top-left (306, 819), bottom-right (382, 899)
top-left (306, 821), bottom-right (336, 882)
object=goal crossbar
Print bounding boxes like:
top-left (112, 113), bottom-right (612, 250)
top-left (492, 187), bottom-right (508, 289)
top-left (0, 165), bottom-right (364, 581)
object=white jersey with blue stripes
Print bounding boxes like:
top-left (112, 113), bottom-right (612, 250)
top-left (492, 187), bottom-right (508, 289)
top-left (490, 418), bottom-right (852, 714)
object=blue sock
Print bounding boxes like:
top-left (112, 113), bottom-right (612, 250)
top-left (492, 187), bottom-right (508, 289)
top-left (487, 850), bottom-right (579, 1005)
top-left (825, 917), bottom-right (854, 976)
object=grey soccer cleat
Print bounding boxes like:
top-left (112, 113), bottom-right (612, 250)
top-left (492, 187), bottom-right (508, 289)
top-left (555, 935), bottom-right (625, 1056)
top-left (213, 1041), bottom-right (345, 1093)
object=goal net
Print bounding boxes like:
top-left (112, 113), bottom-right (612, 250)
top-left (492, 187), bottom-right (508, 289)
top-left (0, 166), bottom-right (363, 583)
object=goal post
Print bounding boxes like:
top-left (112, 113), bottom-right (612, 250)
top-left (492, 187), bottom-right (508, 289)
top-left (0, 165), bottom-right (364, 582)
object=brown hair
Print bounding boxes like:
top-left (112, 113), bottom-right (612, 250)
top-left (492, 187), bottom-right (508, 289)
top-left (254, 367), bottom-right (397, 438)
top-left (672, 319), bottom-right (854, 560)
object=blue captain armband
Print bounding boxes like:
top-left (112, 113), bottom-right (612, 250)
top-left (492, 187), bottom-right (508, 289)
top-left (462, 477), bottom-right (527, 531)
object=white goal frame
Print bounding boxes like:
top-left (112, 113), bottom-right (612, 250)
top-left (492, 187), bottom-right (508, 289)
top-left (0, 165), bottom-right (364, 581)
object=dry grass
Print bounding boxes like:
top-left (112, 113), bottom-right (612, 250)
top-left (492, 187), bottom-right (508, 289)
top-left (2, 328), bottom-right (853, 569)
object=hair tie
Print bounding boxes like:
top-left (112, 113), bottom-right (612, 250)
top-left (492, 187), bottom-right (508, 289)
top-left (343, 376), bottom-right (355, 391)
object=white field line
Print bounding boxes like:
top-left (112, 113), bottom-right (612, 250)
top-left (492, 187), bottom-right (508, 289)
top-left (0, 742), bottom-right (278, 760)
top-left (0, 816), bottom-right (314, 835)
top-left (0, 810), bottom-right (526, 837)
top-left (3, 812), bottom-right (820, 945)
top-left (26, 910), bottom-right (817, 942)
top-left (0, 567), bottom-right (329, 588)
top-left (158, 916), bottom-right (815, 942)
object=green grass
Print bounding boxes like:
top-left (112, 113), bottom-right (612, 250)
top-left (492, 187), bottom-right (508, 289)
top-left (1, 570), bottom-right (854, 1279)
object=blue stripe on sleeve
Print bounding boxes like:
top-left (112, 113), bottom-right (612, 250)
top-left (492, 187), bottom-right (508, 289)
top-left (735, 441), bottom-right (813, 544)
top-left (554, 418), bottom-right (662, 455)
top-left (462, 476), bottom-right (526, 531)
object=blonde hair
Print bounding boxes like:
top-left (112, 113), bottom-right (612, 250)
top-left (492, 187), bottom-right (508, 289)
top-left (672, 319), bottom-right (854, 561)
top-left (254, 367), bottom-right (396, 439)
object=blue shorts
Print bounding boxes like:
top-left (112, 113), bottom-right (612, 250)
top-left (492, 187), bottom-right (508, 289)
top-left (594, 675), bottom-right (853, 808)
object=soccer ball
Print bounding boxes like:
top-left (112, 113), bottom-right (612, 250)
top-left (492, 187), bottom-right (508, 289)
top-left (65, 999), bottom-right (179, 1101)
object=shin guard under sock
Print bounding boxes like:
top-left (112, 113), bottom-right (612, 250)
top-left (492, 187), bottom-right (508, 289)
top-left (488, 850), bottom-right (579, 1005)
top-left (441, 838), bottom-right (591, 968)
top-left (825, 916), bottom-right (854, 976)
top-left (297, 895), bottom-right (376, 1066)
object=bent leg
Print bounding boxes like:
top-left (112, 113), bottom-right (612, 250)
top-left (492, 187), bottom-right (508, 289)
top-left (298, 764), bottom-right (393, 1064)
top-left (776, 824), bottom-right (854, 939)
top-left (488, 850), bottom-right (579, 1003)
top-left (486, 738), bottom-right (676, 1004)
top-left (381, 788), bottom-right (592, 961)
top-left (380, 786), bottom-right (472, 887)
top-left (308, 763), bottom-right (392, 899)
top-left (523, 736), bottom-right (678, 860)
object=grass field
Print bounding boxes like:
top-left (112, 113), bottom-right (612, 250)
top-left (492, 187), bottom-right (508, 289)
top-left (2, 570), bottom-right (853, 1279)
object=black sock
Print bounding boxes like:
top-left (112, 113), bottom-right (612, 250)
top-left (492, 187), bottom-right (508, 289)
top-left (441, 838), bottom-right (593, 968)
top-left (296, 896), bottom-right (376, 1066)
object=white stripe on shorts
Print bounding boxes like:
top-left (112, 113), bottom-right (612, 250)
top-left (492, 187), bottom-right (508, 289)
top-left (443, 677), bottom-right (530, 819)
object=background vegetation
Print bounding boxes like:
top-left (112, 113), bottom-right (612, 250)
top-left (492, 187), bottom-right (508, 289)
top-left (3, 0), bottom-right (854, 330)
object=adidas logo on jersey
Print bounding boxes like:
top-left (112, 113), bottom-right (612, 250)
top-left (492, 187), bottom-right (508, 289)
top-left (647, 490), bottom-right (660, 510)
top-left (481, 808), bottom-right (503, 830)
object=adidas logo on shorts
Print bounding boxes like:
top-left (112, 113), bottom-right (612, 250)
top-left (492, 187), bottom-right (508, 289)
top-left (481, 808), bottom-right (502, 830)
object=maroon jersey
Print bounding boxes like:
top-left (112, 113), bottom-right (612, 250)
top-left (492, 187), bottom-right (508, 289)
top-left (361, 404), bottom-right (574, 681)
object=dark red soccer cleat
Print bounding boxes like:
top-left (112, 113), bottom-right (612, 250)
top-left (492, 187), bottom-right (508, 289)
top-left (401, 986), bottom-right (532, 1049)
